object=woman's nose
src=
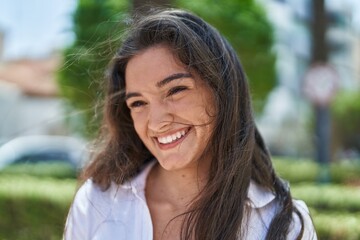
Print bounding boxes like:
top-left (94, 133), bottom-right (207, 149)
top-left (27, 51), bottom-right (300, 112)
top-left (147, 102), bottom-right (173, 132)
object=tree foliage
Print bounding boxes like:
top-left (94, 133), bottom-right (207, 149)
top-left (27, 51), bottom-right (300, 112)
top-left (331, 90), bottom-right (360, 152)
top-left (57, 0), bottom-right (128, 137)
top-left (175, 0), bottom-right (276, 113)
top-left (57, 0), bottom-right (275, 137)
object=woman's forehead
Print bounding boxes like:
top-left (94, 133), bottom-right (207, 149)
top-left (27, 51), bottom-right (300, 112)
top-left (125, 46), bottom-right (188, 84)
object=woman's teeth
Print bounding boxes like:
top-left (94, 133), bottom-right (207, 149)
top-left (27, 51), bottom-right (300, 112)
top-left (157, 130), bottom-right (186, 144)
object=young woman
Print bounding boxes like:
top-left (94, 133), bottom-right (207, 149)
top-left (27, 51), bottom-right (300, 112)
top-left (64, 9), bottom-right (317, 240)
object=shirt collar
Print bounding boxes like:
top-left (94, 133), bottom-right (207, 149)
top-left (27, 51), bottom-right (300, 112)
top-left (131, 161), bottom-right (156, 190)
top-left (247, 181), bottom-right (276, 208)
top-left (127, 161), bottom-right (276, 209)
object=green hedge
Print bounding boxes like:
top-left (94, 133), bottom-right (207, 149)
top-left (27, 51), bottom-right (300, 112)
top-left (1, 160), bottom-right (360, 239)
top-left (0, 174), bottom-right (76, 240)
top-left (0, 162), bottom-right (77, 179)
top-left (292, 184), bottom-right (360, 212)
top-left (273, 158), bottom-right (360, 184)
top-left (312, 211), bottom-right (360, 240)
top-left (274, 158), bottom-right (360, 239)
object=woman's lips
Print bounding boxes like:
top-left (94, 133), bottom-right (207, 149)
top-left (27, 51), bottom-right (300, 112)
top-left (155, 127), bottom-right (191, 150)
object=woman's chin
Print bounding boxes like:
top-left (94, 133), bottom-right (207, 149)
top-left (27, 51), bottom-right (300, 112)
top-left (156, 158), bottom-right (193, 172)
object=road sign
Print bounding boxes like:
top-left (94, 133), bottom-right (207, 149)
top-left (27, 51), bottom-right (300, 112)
top-left (303, 63), bottom-right (340, 106)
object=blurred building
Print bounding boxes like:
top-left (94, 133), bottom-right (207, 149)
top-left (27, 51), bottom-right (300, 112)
top-left (256, 0), bottom-right (360, 157)
top-left (0, 48), bottom-right (69, 143)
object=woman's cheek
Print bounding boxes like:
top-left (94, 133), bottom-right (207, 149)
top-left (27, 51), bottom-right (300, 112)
top-left (131, 112), bottom-right (146, 132)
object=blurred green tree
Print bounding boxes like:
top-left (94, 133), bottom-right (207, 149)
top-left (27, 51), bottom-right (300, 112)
top-left (175, 0), bottom-right (276, 113)
top-left (331, 90), bottom-right (360, 156)
top-left (57, 0), bottom-right (275, 137)
top-left (57, 0), bottom-right (128, 138)
top-left (133, 0), bottom-right (171, 12)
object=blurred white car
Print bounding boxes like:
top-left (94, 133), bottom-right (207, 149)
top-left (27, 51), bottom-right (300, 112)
top-left (0, 135), bottom-right (89, 170)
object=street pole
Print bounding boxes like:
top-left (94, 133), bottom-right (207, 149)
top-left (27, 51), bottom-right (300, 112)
top-left (310, 0), bottom-right (331, 183)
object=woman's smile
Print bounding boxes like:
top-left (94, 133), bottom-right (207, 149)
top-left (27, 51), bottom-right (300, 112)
top-left (155, 127), bottom-right (190, 148)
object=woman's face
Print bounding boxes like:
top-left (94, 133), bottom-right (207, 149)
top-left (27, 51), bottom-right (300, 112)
top-left (125, 45), bottom-right (216, 172)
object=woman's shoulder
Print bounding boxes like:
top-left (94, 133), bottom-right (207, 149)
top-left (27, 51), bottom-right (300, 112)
top-left (288, 199), bottom-right (318, 239)
top-left (64, 163), bottom-right (155, 239)
top-left (64, 179), bottom-right (117, 239)
top-left (74, 178), bottom-right (117, 207)
top-left (246, 181), bottom-right (317, 239)
top-left (68, 179), bottom-right (121, 223)
top-left (72, 161), bottom-right (156, 209)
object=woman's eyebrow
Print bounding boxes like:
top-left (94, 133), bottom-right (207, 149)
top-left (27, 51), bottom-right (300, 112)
top-left (125, 72), bottom-right (192, 101)
top-left (124, 92), bottom-right (141, 101)
top-left (156, 72), bottom-right (193, 88)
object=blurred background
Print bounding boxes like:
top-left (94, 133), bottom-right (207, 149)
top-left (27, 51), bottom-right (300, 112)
top-left (0, 0), bottom-right (359, 239)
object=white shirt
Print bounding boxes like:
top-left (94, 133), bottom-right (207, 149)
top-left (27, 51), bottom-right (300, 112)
top-left (64, 162), bottom-right (317, 240)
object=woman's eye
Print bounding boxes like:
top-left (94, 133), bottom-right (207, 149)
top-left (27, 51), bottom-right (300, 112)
top-left (129, 101), bottom-right (146, 108)
top-left (167, 86), bottom-right (188, 97)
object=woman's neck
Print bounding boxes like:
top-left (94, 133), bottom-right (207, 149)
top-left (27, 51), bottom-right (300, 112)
top-left (146, 161), bottom-right (209, 210)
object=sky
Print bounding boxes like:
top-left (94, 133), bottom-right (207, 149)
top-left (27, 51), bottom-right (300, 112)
top-left (0, 0), bottom-right (359, 61)
top-left (0, 0), bottom-right (77, 60)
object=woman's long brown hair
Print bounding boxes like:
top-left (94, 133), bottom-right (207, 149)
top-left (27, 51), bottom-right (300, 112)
top-left (82, 9), bottom-right (304, 240)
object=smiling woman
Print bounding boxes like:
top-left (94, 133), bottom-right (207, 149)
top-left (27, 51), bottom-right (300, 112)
top-left (64, 9), bottom-right (317, 240)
